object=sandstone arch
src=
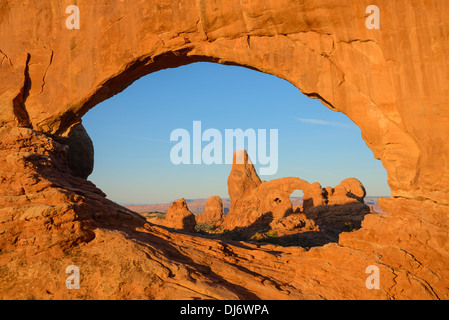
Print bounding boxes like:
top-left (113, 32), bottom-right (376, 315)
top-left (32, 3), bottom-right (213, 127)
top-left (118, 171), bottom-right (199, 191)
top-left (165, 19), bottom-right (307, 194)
top-left (2, 0), bottom-right (449, 206)
top-left (1, 1), bottom-right (448, 299)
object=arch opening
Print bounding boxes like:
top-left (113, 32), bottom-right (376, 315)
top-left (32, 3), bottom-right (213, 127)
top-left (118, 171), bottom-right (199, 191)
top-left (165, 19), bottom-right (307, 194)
top-left (81, 61), bottom-right (390, 247)
top-left (289, 189), bottom-right (304, 214)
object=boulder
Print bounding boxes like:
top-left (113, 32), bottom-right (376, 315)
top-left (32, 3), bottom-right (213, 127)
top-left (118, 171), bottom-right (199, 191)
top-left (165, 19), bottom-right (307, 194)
top-left (303, 182), bottom-right (326, 210)
top-left (56, 123), bottom-right (94, 179)
top-left (326, 178), bottom-right (367, 206)
top-left (164, 198), bottom-right (196, 232)
top-left (195, 196), bottom-right (224, 224)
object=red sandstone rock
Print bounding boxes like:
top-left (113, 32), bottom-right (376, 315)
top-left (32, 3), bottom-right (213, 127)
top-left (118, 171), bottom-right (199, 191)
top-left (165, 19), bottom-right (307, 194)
top-left (1, 0), bottom-right (449, 301)
top-left (227, 150), bottom-right (262, 203)
top-left (339, 178), bottom-right (367, 202)
top-left (164, 198), bottom-right (196, 232)
top-left (56, 123), bottom-right (94, 179)
top-left (0, 128), bottom-right (448, 300)
top-left (303, 182), bottom-right (326, 210)
top-left (1, 0), bottom-right (448, 205)
top-left (223, 151), bottom-right (370, 240)
top-left (195, 196), bottom-right (224, 224)
top-left (223, 150), bottom-right (311, 230)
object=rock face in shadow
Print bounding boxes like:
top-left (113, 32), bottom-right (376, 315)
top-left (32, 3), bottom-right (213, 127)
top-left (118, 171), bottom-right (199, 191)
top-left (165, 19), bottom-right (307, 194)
top-left (302, 178), bottom-right (370, 229)
top-left (56, 123), bottom-right (94, 179)
top-left (195, 196), bottom-right (224, 224)
top-left (1, 0), bottom-right (449, 300)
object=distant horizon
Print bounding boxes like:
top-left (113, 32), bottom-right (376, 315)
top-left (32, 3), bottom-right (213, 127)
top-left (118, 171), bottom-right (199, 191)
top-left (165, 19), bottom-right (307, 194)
top-left (119, 195), bottom-right (390, 207)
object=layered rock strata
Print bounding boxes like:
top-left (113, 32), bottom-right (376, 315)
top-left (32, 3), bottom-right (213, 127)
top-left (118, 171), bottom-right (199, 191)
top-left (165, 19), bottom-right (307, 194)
top-left (1, 0), bottom-right (448, 300)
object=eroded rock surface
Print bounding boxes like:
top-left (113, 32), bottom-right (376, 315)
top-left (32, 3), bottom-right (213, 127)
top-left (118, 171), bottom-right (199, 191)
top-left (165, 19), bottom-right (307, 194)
top-left (227, 150), bottom-right (262, 203)
top-left (56, 123), bottom-right (94, 179)
top-left (1, 0), bottom-right (449, 205)
top-left (195, 196), bottom-right (224, 224)
top-left (223, 151), bottom-right (310, 230)
top-left (222, 151), bottom-right (371, 246)
top-left (163, 198), bottom-right (196, 232)
top-left (1, 0), bottom-right (449, 300)
top-left (0, 127), bottom-right (448, 300)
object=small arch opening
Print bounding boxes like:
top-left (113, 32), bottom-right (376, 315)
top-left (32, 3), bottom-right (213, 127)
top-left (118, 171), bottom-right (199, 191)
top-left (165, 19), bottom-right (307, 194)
top-left (289, 189), bottom-right (304, 213)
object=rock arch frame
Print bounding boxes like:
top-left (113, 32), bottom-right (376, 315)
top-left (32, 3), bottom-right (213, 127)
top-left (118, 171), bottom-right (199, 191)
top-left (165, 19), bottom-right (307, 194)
top-left (1, 0), bottom-right (448, 299)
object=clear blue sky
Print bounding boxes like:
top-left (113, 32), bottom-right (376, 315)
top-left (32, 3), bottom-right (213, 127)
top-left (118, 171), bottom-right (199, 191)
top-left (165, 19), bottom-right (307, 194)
top-left (82, 62), bottom-right (390, 205)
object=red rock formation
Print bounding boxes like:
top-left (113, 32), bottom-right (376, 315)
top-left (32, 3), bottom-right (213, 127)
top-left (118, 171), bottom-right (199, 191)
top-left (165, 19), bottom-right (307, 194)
top-left (55, 124), bottom-right (94, 179)
top-left (301, 178), bottom-right (368, 209)
top-left (336, 178), bottom-right (367, 203)
top-left (223, 151), bottom-right (370, 242)
top-left (302, 178), bottom-right (371, 235)
top-left (227, 150), bottom-right (262, 203)
top-left (1, 0), bottom-right (449, 300)
top-left (164, 198), bottom-right (196, 232)
top-left (2, 0), bottom-right (448, 206)
top-left (195, 196), bottom-right (224, 224)
top-left (303, 182), bottom-right (326, 210)
top-left (223, 150), bottom-right (312, 230)
top-left (0, 126), bottom-right (448, 300)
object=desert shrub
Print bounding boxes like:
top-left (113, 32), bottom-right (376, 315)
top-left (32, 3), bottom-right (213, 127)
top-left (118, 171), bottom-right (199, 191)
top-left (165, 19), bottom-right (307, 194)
top-left (195, 221), bottom-right (217, 234)
top-left (250, 232), bottom-right (262, 241)
top-left (140, 211), bottom-right (166, 219)
top-left (344, 221), bottom-right (354, 232)
top-left (250, 230), bottom-right (280, 244)
top-left (266, 230), bottom-right (279, 239)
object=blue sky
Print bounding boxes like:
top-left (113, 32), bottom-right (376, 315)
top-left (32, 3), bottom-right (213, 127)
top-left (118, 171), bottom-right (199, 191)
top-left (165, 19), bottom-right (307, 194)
top-left (82, 62), bottom-right (390, 205)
